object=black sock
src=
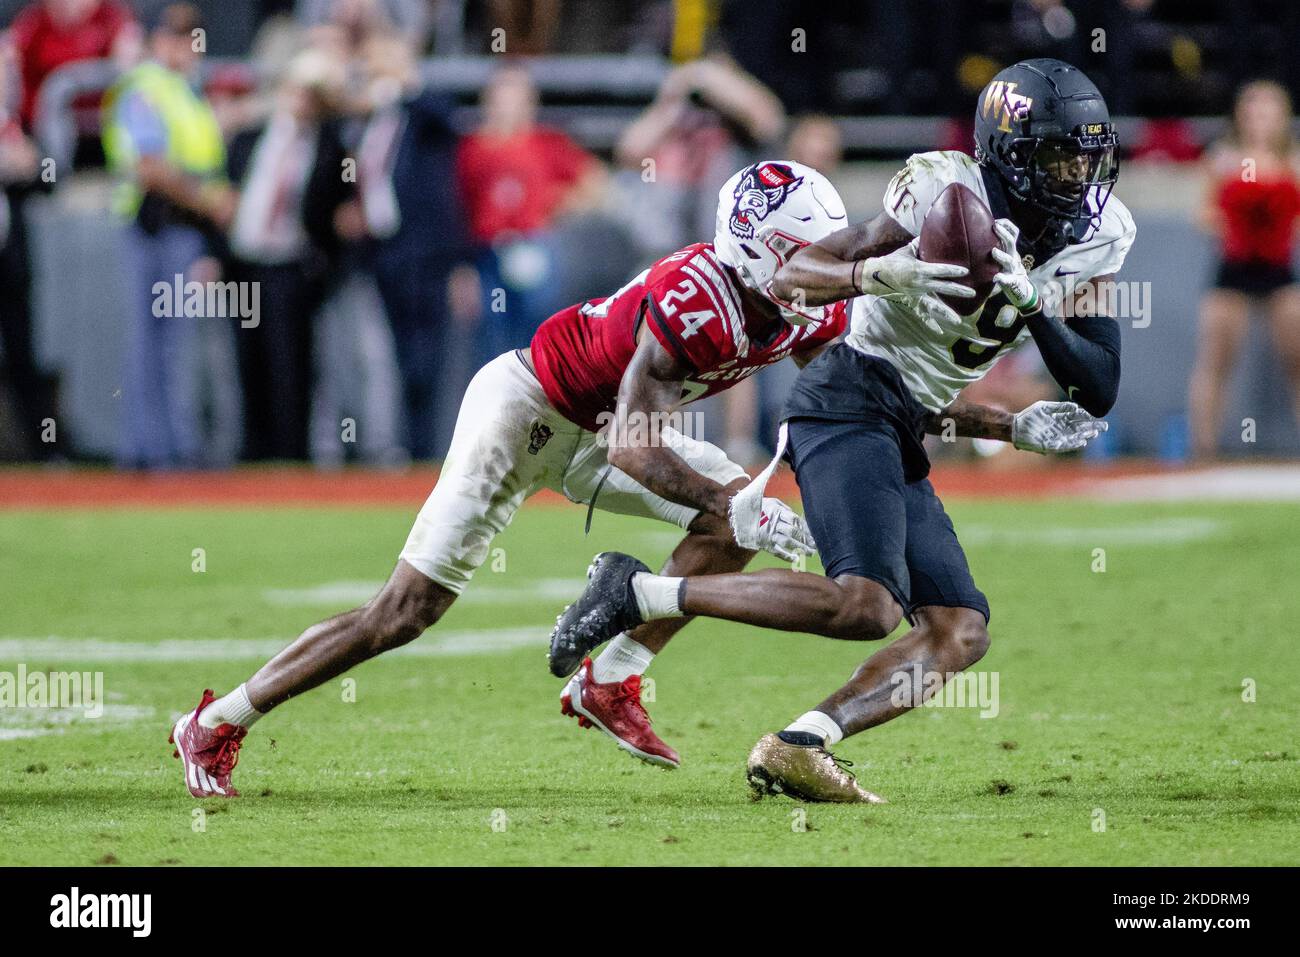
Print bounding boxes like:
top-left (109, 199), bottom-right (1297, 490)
top-left (777, 730), bottom-right (824, 747)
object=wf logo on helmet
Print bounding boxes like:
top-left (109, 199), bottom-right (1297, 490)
top-left (981, 80), bottom-right (1034, 133)
top-left (728, 163), bottom-right (803, 239)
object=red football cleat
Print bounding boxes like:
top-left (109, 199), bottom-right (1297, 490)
top-left (560, 659), bottom-right (679, 768)
top-left (169, 689), bottom-right (247, 798)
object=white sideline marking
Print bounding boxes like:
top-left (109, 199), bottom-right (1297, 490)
top-left (960, 517), bottom-right (1224, 546)
top-left (262, 578), bottom-right (586, 607)
top-left (0, 704), bottom-right (154, 741)
top-left (1095, 465), bottom-right (1300, 502)
top-left (0, 627), bottom-right (543, 663)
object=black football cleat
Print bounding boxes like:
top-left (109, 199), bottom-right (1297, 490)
top-left (548, 552), bottom-right (649, 678)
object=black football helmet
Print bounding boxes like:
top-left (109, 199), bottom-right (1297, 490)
top-left (974, 58), bottom-right (1118, 244)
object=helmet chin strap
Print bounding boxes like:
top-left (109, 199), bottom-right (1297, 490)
top-left (758, 281), bottom-right (818, 327)
top-left (777, 304), bottom-right (814, 327)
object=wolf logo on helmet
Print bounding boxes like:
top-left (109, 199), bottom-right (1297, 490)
top-left (728, 163), bottom-right (804, 239)
top-left (713, 160), bottom-right (847, 327)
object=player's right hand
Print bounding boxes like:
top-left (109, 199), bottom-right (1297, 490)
top-left (728, 492), bottom-right (817, 563)
top-left (858, 239), bottom-right (976, 303)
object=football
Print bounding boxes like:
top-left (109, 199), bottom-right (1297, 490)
top-left (917, 181), bottom-right (1001, 313)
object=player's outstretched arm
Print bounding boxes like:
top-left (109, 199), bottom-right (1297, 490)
top-left (770, 211), bottom-right (972, 308)
top-left (924, 398), bottom-right (1107, 453)
top-left (607, 330), bottom-right (815, 562)
top-left (923, 399), bottom-right (1014, 442)
top-left (605, 327), bottom-right (735, 521)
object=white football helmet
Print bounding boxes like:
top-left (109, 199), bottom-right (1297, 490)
top-left (713, 159), bottom-right (847, 326)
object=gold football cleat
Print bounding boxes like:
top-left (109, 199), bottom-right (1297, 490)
top-left (746, 732), bottom-right (887, 804)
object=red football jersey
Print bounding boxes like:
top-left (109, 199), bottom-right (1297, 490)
top-left (531, 243), bottom-right (846, 431)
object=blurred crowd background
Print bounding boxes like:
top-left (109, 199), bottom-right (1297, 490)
top-left (2, 0), bottom-right (1300, 471)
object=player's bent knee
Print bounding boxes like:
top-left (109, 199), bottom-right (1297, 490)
top-left (922, 606), bottom-right (990, 668)
top-left (954, 616), bottom-right (990, 667)
top-left (686, 511), bottom-right (757, 563)
top-left (828, 576), bottom-right (903, 641)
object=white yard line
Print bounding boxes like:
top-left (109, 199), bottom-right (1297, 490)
top-left (262, 578), bottom-right (587, 607)
top-left (959, 517), bottom-right (1224, 546)
top-left (0, 627), bottom-right (545, 663)
top-left (0, 627), bottom-right (544, 741)
top-left (0, 704), bottom-right (154, 741)
top-left (1094, 465), bottom-right (1300, 502)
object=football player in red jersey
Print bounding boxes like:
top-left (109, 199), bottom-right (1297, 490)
top-left (169, 161), bottom-right (1040, 796)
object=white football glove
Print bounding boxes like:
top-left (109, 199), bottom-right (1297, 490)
top-left (728, 491), bottom-right (816, 563)
top-left (1012, 400), bottom-right (1107, 454)
top-left (913, 290), bottom-right (970, 335)
top-left (860, 239), bottom-right (976, 303)
top-left (991, 219), bottom-right (1039, 312)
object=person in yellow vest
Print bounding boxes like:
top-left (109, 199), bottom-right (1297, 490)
top-left (102, 3), bottom-right (235, 469)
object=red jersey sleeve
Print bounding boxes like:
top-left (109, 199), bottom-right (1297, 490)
top-left (642, 246), bottom-right (737, 373)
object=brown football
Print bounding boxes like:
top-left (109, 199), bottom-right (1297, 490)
top-left (917, 182), bottom-right (1001, 314)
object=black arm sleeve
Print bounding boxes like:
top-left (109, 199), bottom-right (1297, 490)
top-left (1026, 313), bottom-right (1122, 417)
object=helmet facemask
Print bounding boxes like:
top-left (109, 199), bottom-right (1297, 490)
top-left (1003, 126), bottom-right (1119, 237)
top-left (754, 228), bottom-right (827, 327)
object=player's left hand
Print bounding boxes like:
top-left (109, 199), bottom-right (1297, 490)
top-left (728, 492), bottom-right (817, 563)
top-left (1012, 400), bottom-right (1107, 454)
top-left (991, 219), bottom-right (1040, 313)
top-left (915, 293), bottom-right (968, 335)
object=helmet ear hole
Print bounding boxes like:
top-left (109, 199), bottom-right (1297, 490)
top-left (739, 243), bottom-right (762, 260)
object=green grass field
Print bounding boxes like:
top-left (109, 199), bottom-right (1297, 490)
top-left (1, 497), bottom-right (1297, 866)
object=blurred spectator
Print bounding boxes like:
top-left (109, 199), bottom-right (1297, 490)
top-left (224, 47), bottom-right (352, 461)
top-left (353, 34), bottom-right (473, 459)
top-left (785, 113), bottom-right (842, 176)
top-left (0, 38), bottom-right (55, 459)
top-left (614, 56), bottom-right (783, 260)
top-left (1188, 80), bottom-right (1300, 460)
top-left (204, 62), bottom-right (261, 137)
top-left (309, 267), bottom-right (406, 467)
top-left (101, 3), bottom-right (235, 469)
top-left (295, 0), bottom-right (431, 50)
top-left (457, 64), bottom-right (604, 360)
top-left (9, 0), bottom-right (140, 131)
top-left (480, 0), bottom-right (560, 55)
top-left (1129, 117), bottom-right (1202, 164)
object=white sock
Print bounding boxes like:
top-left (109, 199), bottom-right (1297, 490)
top-left (784, 710), bottom-right (843, 746)
top-left (630, 572), bottom-right (684, 621)
top-left (591, 633), bottom-right (655, 684)
top-left (199, 683), bottom-right (263, 729)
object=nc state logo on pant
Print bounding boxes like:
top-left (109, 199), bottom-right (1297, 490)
top-left (527, 421), bottom-right (554, 455)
